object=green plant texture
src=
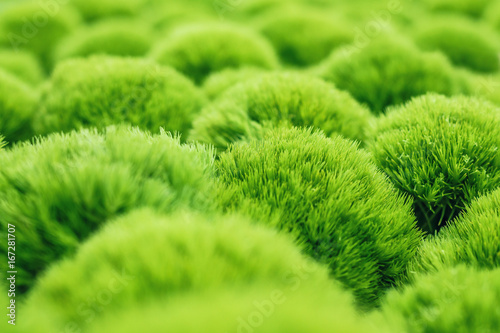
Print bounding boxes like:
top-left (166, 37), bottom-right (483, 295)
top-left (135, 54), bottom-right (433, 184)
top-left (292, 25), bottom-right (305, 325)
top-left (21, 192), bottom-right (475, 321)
top-left (216, 127), bottom-right (422, 307)
top-left (35, 56), bottom-right (206, 138)
top-left (19, 209), bottom-right (333, 332)
top-left (190, 73), bottom-right (371, 151)
top-left (0, 126), bottom-right (215, 293)
top-left (369, 94), bottom-right (500, 233)
top-left (151, 23), bottom-right (279, 84)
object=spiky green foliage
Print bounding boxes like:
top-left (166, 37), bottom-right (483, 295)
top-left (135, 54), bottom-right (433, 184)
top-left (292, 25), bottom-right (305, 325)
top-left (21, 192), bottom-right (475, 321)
top-left (422, 0), bottom-right (492, 17)
top-left (409, 188), bottom-right (500, 275)
top-left (190, 73), bottom-right (371, 150)
top-left (86, 285), bottom-right (379, 333)
top-left (216, 127), bottom-right (422, 307)
top-left (151, 23), bottom-right (279, 84)
top-left (54, 20), bottom-right (153, 61)
top-left (319, 37), bottom-right (464, 113)
top-left (0, 2), bottom-right (81, 70)
top-left (202, 67), bottom-right (267, 100)
top-left (369, 94), bottom-right (500, 234)
top-left (20, 209), bottom-right (332, 332)
top-left (258, 8), bottom-right (354, 66)
top-left (70, 0), bottom-right (146, 22)
top-left (35, 56), bottom-right (206, 138)
top-left (0, 126), bottom-right (215, 293)
top-left (0, 49), bottom-right (44, 85)
top-left (376, 266), bottom-right (500, 333)
top-left (0, 68), bottom-right (37, 144)
top-left (413, 18), bottom-right (499, 73)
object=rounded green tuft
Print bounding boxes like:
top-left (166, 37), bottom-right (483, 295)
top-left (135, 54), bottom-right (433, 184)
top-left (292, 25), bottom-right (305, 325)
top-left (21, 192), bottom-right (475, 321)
top-left (0, 68), bottom-right (37, 144)
top-left (0, 126), bottom-right (215, 293)
top-left (413, 17), bottom-right (499, 73)
top-left (409, 188), bottom-right (500, 275)
top-left (377, 265), bottom-right (500, 333)
top-left (0, 49), bottom-right (44, 85)
top-left (190, 73), bottom-right (372, 150)
top-left (54, 20), bottom-right (153, 61)
top-left (319, 36), bottom-right (465, 113)
top-left (368, 94), bottom-right (500, 233)
top-left (20, 209), bottom-right (332, 332)
top-left (202, 67), bottom-right (268, 100)
top-left (151, 23), bottom-right (279, 84)
top-left (35, 56), bottom-right (206, 138)
top-left (216, 127), bottom-right (422, 307)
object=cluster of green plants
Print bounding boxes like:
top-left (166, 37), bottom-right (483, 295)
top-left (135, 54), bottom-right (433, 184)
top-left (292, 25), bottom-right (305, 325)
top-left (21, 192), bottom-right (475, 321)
top-left (1, 0), bottom-right (500, 332)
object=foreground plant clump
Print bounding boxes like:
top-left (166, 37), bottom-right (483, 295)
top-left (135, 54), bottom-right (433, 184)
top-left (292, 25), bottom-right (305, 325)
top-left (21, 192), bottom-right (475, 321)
top-left (35, 56), bottom-right (205, 137)
top-left (0, 126), bottom-right (214, 293)
top-left (369, 94), bottom-right (500, 233)
top-left (376, 266), bottom-right (500, 333)
top-left (20, 209), bottom-right (335, 332)
top-left (216, 127), bottom-right (422, 307)
top-left (409, 187), bottom-right (500, 274)
top-left (190, 73), bottom-right (371, 150)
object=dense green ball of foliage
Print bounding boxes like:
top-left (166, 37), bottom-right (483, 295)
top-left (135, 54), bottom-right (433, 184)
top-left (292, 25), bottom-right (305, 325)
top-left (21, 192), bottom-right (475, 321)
top-left (151, 23), bottom-right (279, 84)
top-left (0, 126), bottom-right (215, 293)
top-left (319, 37), bottom-right (464, 113)
top-left (21, 209), bottom-right (332, 332)
top-left (0, 49), bottom-right (44, 85)
top-left (0, 68), bottom-right (37, 144)
top-left (86, 285), bottom-right (378, 333)
top-left (190, 73), bottom-right (371, 150)
top-left (0, 2), bottom-right (81, 70)
top-left (69, 0), bottom-right (146, 22)
top-left (54, 20), bottom-right (153, 61)
top-left (35, 56), bottom-right (206, 137)
top-left (377, 266), bottom-right (500, 333)
top-left (202, 67), bottom-right (267, 100)
top-left (422, 0), bottom-right (492, 17)
top-left (409, 188), bottom-right (500, 274)
top-left (216, 127), bottom-right (422, 307)
top-left (258, 9), bottom-right (354, 66)
top-left (413, 18), bottom-right (499, 73)
top-left (369, 94), bottom-right (500, 233)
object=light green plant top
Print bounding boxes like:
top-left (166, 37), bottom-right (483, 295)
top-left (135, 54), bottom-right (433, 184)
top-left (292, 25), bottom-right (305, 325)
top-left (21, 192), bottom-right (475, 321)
top-left (0, 126), bottom-right (215, 294)
top-left (369, 94), bottom-right (500, 233)
top-left (35, 56), bottom-right (206, 139)
top-left (216, 127), bottom-right (422, 308)
top-left (151, 23), bottom-right (279, 84)
top-left (190, 72), bottom-right (371, 151)
top-left (20, 208), bottom-right (333, 332)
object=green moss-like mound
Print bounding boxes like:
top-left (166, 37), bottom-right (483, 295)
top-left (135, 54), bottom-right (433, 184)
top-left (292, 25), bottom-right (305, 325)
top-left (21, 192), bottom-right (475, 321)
top-left (202, 67), bottom-right (267, 100)
top-left (190, 73), bottom-right (371, 150)
top-left (69, 0), bottom-right (146, 22)
top-left (216, 127), bottom-right (422, 307)
top-left (0, 2), bottom-right (81, 70)
top-left (0, 49), bottom-right (44, 85)
top-left (54, 20), bottom-right (153, 61)
top-left (35, 56), bottom-right (206, 138)
top-left (369, 94), bottom-right (500, 233)
top-left (319, 37), bottom-right (464, 113)
top-left (409, 188), bottom-right (500, 275)
top-left (86, 285), bottom-right (378, 333)
top-left (21, 209), bottom-right (332, 332)
top-left (258, 9), bottom-right (354, 66)
top-left (377, 266), bottom-right (500, 333)
top-left (0, 126), bottom-right (215, 293)
top-left (0, 69), bottom-right (37, 144)
top-left (422, 0), bottom-right (492, 17)
top-left (151, 23), bottom-right (279, 84)
top-left (414, 18), bottom-right (499, 73)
